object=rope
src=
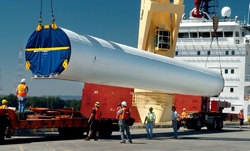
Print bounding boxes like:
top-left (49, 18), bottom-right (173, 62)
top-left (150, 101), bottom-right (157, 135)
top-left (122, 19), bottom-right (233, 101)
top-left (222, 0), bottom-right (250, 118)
top-left (50, 0), bottom-right (55, 22)
top-left (216, 36), bottom-right (223, 76)
top-left (205, 36), bottom-right (213, 67)
top-left (38, 0), bottom-right (42, 24)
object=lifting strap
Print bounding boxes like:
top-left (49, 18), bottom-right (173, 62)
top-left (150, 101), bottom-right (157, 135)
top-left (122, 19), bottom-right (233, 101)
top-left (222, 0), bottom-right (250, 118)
top-left (36, 0), bottom-right (57, 32)
top-left (205, 15), bottom-right (223, 76)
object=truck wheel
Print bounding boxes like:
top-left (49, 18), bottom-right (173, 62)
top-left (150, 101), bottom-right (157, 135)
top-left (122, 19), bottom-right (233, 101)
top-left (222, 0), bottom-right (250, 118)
top-left (216, 118), bottom-right (223, 130)
top-left (195, 118), bottom-right (202, 131)
top-left (212, 118), bottom-right (217, 130)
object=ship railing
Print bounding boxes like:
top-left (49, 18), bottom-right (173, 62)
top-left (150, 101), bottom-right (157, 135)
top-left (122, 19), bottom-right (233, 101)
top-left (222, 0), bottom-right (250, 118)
top-left (215, 96), bottom-right (240, 100)
top-left (224, 77), bottom-right (240, 81)
top-left (177, 37), bottom-right (241, 45)
top-left (182, 18), bottom-right (247, 26)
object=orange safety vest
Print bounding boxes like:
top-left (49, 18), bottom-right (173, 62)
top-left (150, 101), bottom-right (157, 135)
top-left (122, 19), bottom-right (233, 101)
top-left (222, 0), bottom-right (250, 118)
top-left (94, 107), bottom-right (101, 120)
top-left (0, 105), bottom-right (7, 109)
top-left (17, 84), bottom-right (27, 97)
top-left (238, 112), bottom-right (244, 119)
top-left (182, 111), bottom-right (188, 117)
top-left (119, 107), bottom-right (130, 120)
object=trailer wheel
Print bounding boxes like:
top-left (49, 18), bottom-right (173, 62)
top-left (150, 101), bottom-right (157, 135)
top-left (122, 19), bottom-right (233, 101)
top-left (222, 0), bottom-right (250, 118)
top-left (0, 116), bottom-right (7, 142)
top-left (195, 118), bottom-right (202, 131)
top-left (72, 127), bottom-right (84, 137)
top-left (58, 127), bottom-right (70, 137)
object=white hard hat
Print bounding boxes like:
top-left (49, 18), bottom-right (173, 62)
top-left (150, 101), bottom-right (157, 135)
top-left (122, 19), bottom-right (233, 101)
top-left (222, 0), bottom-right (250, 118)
top-left (21, 79), bottom-right (26, 83)
top-left (95, 102), bottom-right (100, 107)
top-left (121, 101), bottom-right (127, 106)
top-left (183, 108), bottom-right (186, 110)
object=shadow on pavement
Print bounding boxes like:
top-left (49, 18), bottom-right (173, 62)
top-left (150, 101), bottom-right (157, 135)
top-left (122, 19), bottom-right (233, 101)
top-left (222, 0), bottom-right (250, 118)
top-left (0, 128), bottom-right (248, 145)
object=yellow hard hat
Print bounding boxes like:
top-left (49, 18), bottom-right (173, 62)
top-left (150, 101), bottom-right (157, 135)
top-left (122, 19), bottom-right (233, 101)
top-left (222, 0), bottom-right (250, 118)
top-left (2, 99), bottom-right (8, 105)
top-left (95, 102), bottom-right (100, 107)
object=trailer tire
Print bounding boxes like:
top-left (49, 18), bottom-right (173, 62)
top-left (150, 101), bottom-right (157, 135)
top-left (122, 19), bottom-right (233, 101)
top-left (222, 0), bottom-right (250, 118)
top-left (216, 118), bottom-right (223, 130)
top-left (195, 118), bottom-right (202, 131)
top-left (0, 116), bottom-right (7, 142)
top-left (58, 127), bottom-right (70, 137)
top-left (212, 118), bottom-right (218, 130)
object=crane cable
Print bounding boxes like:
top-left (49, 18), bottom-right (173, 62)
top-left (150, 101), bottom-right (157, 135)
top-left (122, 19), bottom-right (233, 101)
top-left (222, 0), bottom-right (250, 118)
top-left (36, 0), bottom-right (57, 32)
top-left (50, 0), bottom-right (57, 29)
top-left (205, 15), bottom-right (223, 76)
top-left (36, 0), bottom-right (43, 31)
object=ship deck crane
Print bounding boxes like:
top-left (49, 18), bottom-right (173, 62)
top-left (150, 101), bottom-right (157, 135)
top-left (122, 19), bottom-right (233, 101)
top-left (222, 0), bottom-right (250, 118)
top-left (134, 0), bottom-right (185, 122)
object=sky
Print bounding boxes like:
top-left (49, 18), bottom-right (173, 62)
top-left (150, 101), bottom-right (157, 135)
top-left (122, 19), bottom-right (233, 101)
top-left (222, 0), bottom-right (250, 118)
top-left (0, 0), bottom-right (249, 96)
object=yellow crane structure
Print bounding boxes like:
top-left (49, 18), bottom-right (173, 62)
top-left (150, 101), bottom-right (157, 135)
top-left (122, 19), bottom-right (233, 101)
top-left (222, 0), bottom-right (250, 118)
top-left (133, 0), bottom-right (184, 122)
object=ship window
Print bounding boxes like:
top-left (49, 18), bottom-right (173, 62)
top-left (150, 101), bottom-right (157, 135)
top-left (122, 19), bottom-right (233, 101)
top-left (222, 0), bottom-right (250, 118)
top-left (225, 51), bottom-right (229, 55)
top-left (230, 88), bottom-right (234, 92)
top-left (199, 32), bottom-right (210, 38)
top-left (155, 29), bottom-right (171, 51)
top-left (242, 32), bottom-right (245, 37)
top-left (224, 31), bottom-right (233, 37)
top-left (235, 40), bottom-right (240, 44)
top-left (231, 106), bottom-right (235, 111)
top-left (217, 31), bottom-right (223, 37)
top-left (197, 51), bottom-right (200, 55)
top-left (235, 31), bottom-right (240, 37)
top-left (207, 51), bottom-right (210, 55)
top-left (225, 69), bottom-right (228, 74)
top-left (211, 31), bottom-right (223, 37)
top-left (190, 32), bottom-right (198, 38)
top-left (175, 51), bottom-right (178, 55)
top-left (178, 32), bottom-right (189, 38)
top-left (231, 69), bottom-right (234, 74)
top-left (232, 50), bottom-right (235, 55)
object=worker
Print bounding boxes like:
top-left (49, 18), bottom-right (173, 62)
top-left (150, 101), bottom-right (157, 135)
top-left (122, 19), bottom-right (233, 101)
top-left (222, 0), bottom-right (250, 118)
top-left (171, 106), bottom-right (178, 139)
top-left (116, 103), bottom-right (121, 119)
top-left (144, 107), bottom-right (156, 140)
top-left (0, 99), bottom-right (8, 109)
top-left (238, 109), bottom-right (244, 130)
top-left (181, 108), bottom-right (188, 118)
top-left (0, 99), bottom-right (11, 138)
top-left (117, 101), bottom-right (132, 143)
top-left (181, 108), bottom-right (188, 127)
top-left (85, 102), bottom-right (102, 141)
top-left (16, 78), bottom-right (29, 112)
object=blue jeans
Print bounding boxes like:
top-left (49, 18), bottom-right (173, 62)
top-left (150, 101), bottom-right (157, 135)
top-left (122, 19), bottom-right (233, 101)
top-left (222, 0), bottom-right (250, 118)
top-left (172, 120), bottom-right (178, 138)
top-left (146, 122), bottom-right (153, 139)
top-left (18, 97), bottom-right (27, 112)
top-left (119, 120), bottom-right (132, 142)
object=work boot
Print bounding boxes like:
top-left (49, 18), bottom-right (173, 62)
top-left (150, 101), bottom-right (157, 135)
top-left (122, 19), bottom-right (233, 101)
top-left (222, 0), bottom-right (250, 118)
top-left (94, 137), bottom-right (98, 141)
top-left (84, 137), bottom-right (90, 141)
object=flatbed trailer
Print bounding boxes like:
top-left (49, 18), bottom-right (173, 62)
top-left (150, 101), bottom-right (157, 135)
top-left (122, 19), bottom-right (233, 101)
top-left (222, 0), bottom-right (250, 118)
top-left (0, 107), bottom-right (119, 141)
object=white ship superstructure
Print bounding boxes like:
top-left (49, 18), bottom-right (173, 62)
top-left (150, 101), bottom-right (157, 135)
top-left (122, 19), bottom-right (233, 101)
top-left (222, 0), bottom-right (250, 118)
top-left (175, 6), bottom-right (250, 120)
